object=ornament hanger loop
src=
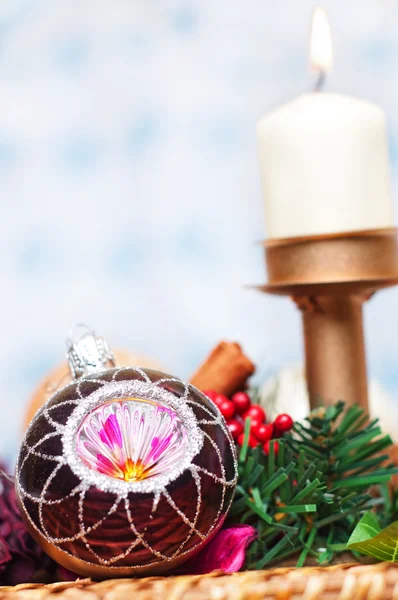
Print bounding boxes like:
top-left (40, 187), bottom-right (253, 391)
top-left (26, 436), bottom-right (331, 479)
top-left (66, 324), bottom-right (116, 380)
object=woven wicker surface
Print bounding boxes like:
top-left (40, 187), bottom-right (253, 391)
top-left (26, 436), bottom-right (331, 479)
top-left (1, 563), bottom-right (398, 600)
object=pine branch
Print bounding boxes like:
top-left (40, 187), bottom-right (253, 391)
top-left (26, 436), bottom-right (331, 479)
top-left (229, 401), bottom-right (398, 568)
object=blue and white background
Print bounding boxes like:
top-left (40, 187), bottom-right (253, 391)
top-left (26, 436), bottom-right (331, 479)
top-left (1, 0), bottom-right (398, 457)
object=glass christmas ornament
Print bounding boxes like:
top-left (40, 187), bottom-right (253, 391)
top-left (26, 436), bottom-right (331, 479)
top-left (16, 326), bottom-right (238, 578)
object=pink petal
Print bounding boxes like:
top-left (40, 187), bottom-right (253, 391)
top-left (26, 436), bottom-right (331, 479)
top-left (185, 526), bottom-right (257, 574)
top-left (99, 414), bottom-right (122, 449)
top-left (147, 434), bottom-right (173, 463)
top-left (96, 453), bottom-right (117, 476)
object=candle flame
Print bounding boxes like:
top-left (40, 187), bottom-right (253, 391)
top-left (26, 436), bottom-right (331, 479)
top-left (310, 7), bottom-right (333, 74)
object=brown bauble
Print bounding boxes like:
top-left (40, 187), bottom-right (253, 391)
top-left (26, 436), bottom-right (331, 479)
top-left (17, 366), bottom-right (237, 577)
top-left (23, 350), bottom-right (165, 431)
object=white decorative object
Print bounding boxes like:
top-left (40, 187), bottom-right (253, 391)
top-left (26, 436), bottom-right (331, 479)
top-left (259, 364), bottom-right (398, 442)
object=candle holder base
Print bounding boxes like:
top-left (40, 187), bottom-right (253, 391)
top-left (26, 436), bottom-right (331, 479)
top-left (252, 228), bottom-right (398, 411)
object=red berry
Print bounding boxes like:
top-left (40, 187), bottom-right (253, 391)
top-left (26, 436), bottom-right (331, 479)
top-left (203, 390), bottom-right (218, 401)
top-left (218, 399), bottom-right (236, 420)
top-left (237, 433), bottom-right (259, 448)
top-left (252, 422), bottom-right (274, 443)
top-left (231, 391), bottom-right (251, 414)
top-left (274, 413), bottom-right (294, 433)
top-left (227, 419), bottom-right (244, 440)
top-left (243, 405), bottom-right (266, 423)
top-left (249, 418), bottom-right (262, 431)
top-left (213, 393), bottom-right (229, 408)
top-left (263, 440), bottom-right (279, 455)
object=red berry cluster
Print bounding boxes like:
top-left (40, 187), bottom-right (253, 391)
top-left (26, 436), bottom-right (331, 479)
top-left (204, 390), bottom-right (294, 455)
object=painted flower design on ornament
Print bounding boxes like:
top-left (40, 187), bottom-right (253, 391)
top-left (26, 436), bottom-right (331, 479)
top-left (76, 398), bottom-right (188, 482)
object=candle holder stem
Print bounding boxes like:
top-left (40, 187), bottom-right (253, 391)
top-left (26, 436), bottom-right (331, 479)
top-left (252, 228), bottom-right (398, 413)
top-left (295, 294), bottom-right (369, 410)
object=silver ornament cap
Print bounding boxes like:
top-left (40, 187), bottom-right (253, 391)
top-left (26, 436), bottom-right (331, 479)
top-left (66, 324), bottom-right (116, 379)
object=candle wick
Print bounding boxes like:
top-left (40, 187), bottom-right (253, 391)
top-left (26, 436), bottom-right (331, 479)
top-left (313, 69), bottom-right (326, 92)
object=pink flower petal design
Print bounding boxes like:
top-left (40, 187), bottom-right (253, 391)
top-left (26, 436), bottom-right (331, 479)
top-left (99, 414), bottom-right (123, 449)
top-left (76, 398), bottom-right (188, 482)
top-left (95, 454), bottom-right (120, 478)
top-left (184, 526), bottom-right (257, 574)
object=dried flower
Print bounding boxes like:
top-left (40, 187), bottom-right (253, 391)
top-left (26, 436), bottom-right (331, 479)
top-left (0, 466), bottom-right (56, 585)
top-left (183, 525), bottom-right (257, 574)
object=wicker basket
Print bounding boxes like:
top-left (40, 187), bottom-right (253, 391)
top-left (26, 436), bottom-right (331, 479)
top-left (1, 563), bottom-right (398, 599)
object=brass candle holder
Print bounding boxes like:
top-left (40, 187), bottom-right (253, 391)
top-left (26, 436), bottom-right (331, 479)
top-left (254, 228), bottom-right (398, 411)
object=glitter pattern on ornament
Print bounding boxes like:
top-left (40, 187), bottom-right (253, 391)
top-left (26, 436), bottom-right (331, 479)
top-left (16, 367), bottom-right (238, 577)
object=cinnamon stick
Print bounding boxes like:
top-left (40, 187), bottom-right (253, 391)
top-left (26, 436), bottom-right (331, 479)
top-left (190, 341), bottom-right (255, 396)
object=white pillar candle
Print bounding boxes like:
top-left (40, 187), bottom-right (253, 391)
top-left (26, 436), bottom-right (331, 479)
top-left (257, 10), bottom-right (393, 240)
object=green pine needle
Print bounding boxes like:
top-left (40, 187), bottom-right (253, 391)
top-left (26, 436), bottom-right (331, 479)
top-left (229, 401), bottom-right (398, 569)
